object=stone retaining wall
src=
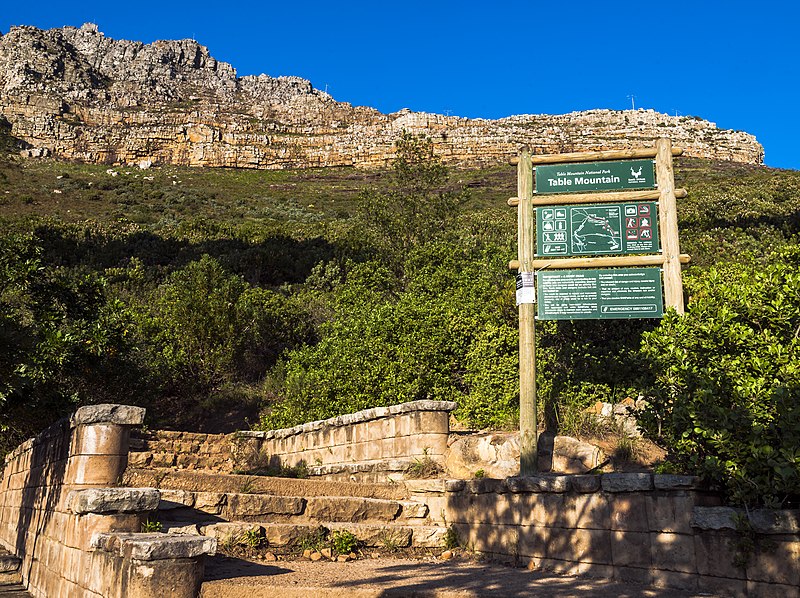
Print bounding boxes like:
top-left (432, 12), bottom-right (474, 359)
top-left (236, 400), bottom-right (456, 482)
top-left (405, 474), bottom-right (800, 596)
top-left (130, 400), bottom-right (457, 482)
top-left (0, 404), bottom-right (215, 597)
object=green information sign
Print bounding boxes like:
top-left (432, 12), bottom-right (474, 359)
top-left (535, 159), bottom-right (656, 194)
top-left (537, 268), bottom-right (664, 320)
top-left (536, 202), bottom-right (659, 257)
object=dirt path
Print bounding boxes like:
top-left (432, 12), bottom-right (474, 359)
top-left (201, 555), bottom-right (711, 597)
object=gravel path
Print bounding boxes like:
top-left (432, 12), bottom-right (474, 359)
top-left (201, 555), bottom-right (711, 597)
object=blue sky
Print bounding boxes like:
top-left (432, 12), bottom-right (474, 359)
top-left (3, 1), bottom-right (798, 169)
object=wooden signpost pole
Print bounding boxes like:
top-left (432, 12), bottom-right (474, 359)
top-left (517, 148), bottom-right (538, 475)
top-left (655, 138), bottom-right (685, 314)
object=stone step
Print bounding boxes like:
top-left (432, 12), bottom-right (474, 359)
top-left (164, 520), bottom-right (449, 549)
top-left (0, 548), bottom-right (22, 586)
top-left (123, 468), bottom-right (408, 500)
top-left (157, 489), bottom-right (431, 525)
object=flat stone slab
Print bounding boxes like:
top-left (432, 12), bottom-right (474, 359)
top-left (506, 475), bottom-right (571, 493)
top-left (70, 404), bottom-right (145, 427)
top-left (305, 497), bottom-right (401, 523)
top-left (224, 493), bottom-right (304, 518)
top-left (93, 532), bottom-right (217, 560)
top-left (68, 487), bottom-right (160, 514)
top-left (601, 473), bottom-right (654, 492)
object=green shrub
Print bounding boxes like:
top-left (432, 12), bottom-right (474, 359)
top-left (639, 248), bottom-right (800, 507)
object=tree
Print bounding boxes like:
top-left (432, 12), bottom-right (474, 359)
top-left (357, 132), bottom-right (465, 268)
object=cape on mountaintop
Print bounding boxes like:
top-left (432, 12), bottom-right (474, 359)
top-left (0, 23), bottom-right (764, 170)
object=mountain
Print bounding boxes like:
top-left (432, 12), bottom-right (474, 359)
top-left (0, 23), bottom-right (764, 170)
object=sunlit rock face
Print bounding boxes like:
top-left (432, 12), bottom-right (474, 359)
top-left (0, 24), bottom-right (764, 169)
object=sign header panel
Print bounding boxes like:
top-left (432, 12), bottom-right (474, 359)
top-left (536, 202), bottom-right (659, 257)
top-left (536, 268), bottom-right (664, 320)
top-left (534, 159), bottom-right (656, 194)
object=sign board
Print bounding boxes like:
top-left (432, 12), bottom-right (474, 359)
top-left (537, 267), bottom-right (664, 320)
top-left (537, 202), bottom-right (659, 257)
top-left (534, 159), bottom-right (656, 194)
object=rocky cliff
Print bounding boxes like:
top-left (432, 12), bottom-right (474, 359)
top-left (0, 23), bottom-right (764, 169)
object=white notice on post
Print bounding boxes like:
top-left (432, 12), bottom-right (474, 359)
top-left (516, 272), bottom-right (536, 305)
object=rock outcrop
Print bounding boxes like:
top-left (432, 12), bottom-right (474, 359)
top-left (0, 23), bottom-right (765, 169)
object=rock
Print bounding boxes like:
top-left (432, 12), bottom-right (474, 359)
top-left (601, 473), bottom-right (654, 492)
top-left (309, 551), bottom-right (323, 561)
top-left (302, 549), bottom-right (312, 559)
top-left (570, 475), bottom-right (602, 493)
top-left (225, 493), bottom-right (304, 518)
top-left (506, 475), bottom-right (571, 493)
top-left (691, 507), bottom-right (741, 530)
top-left (337, 554), bottom-right (351, 562)
top-left (0, 26), bottom-right (764, 174)
top-left (440, 550), bottom-right (454, 560)
top-left (92, 532), bottom-right (217, 560)
top-left (320, 548), bottom-right (332, 559)
top-left (653, 475), bottom-right (702, 490)
top-left (69, 403), bottom-right (146, 427)
top-left (305, 497), bottom-right (401, 522)
top-left (68, 487), bottom-right (160, 514)
top-left (164, 523), bottom-right (200, 536)
top-left (264, 552), bottom-right (277, 561)
top-left (199, 522), bottom-right (263, 544)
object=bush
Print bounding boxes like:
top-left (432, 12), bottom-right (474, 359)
top-left (639, 248), bottom-right (800, 507)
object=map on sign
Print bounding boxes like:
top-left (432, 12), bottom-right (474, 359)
top-left (537, 202), bottom-right (659, 257)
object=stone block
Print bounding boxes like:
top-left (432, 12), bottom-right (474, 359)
top-left (71, 423), bottom-right (128, 457)
top-left (696, 575), bottom-right (747, 597)
top-left (693, 530), bottom-right (744, 579)
top-left (70, 404), bottom-right (145, 427)
top-left (546, 528), bottom-right (612, 565)
top-left (653, 474), bottom-right (702, 490)
top-left (747, 540), bottom-right (800, 586)
top-left (159, 490), bottom-right (195, 510)
top-left (66, 454), bottom-right (127, 485)
top-left (601, 473), bottom-right (653, 492)
top-left (224, 493), bottom-right (304, 518)
top-left (613, 565), bottom-right (653, 585)
top-left (518, 493), bottom-right (565, 527)
top-left (563, 493), bottom-right (610, 529)
top-left (749, 509), bottom-right (800, 534)
top-left (611, 531), bottom-right (651, 567)
top-left (68, 487), bottom-right (160, 515)
top-left (650, 570), bottom-right (700, 591)
top-left (93, 532), bottom-right (217, 560)
top-left (505, 475), bottom-right (570, 493)
top-left (746, 580), bottom-right (800, 598)
top-left (570, 474), bottom-right (601, 493)
top-left (608, 493), bottom-right (649, 532)
top-left (193, 492), bottom-right (227, 515)
top-left (399, 501), bottom-right (429, 519)
top-left (127, 451), bottom-right (152, 467)
top-left (651, 532), bottom-right (697, 573)
top-left (691, 506), bottom-right (740, 530)
top-left (305, 497), bottom-right (400, 523)
top-left (646, 493), bottom-right (695, 533)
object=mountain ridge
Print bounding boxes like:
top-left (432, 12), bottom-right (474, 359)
top-left (0, 23), bottom-right (764, 169)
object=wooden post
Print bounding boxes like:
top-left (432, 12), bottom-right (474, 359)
top-left (517, 148), bottom-right (538, 475)
top-left (655, 138), bottom-right (685, 314)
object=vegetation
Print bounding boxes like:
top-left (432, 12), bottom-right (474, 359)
top-left (1, 122), bottom-right (799, 506)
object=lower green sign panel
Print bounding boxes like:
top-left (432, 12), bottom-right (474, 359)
top-left (537, 268), bottom-right (664, 320)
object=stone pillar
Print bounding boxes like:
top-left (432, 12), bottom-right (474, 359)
top-left (66, 404), bottom-right (145, 487)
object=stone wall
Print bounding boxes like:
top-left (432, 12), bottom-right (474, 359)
top-left (0, 404), bottom-right (215, 597)
top-left (129, 400), bottom-right (456, 482)
top-left (404, 474), bottom-right (800, 596)
top-left (0, 25), bottom-right (765, 170)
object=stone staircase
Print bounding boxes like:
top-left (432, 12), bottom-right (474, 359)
top-left (123, 468), bottom-right (450, 552)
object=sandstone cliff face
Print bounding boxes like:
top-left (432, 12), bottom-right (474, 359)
top-left (0, 23), bottom-right (764, 169)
